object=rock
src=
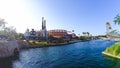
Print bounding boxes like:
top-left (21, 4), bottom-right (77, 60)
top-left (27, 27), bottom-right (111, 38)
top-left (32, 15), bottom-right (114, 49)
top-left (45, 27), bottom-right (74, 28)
top-left (0, 40), bottom-right (29, 58)
top-left (17, 40), bottom-right (29, 49)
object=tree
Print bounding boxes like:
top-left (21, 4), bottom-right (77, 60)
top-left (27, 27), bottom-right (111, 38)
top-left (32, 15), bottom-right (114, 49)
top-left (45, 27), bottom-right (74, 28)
top-left (86, 32), bottom-right (90, 36)
top-left (0, 18), bottom-right (7, 30)
top-left (82, 32), bottom-right (85, 36)
top-left (3, 26), bottom-right (17, 40)
top-left (17, 33), bottom-right (24, 39)
top-left (78, 33), bottom-right (80, 37)
top-left (0, 18), bottom-right (18, 40)
top-left (72, 30), bottom-right (74, 32)
top-left (82, 32), bottom-right (88, 36)
top-left (114, 14), bottom-right (120, 25)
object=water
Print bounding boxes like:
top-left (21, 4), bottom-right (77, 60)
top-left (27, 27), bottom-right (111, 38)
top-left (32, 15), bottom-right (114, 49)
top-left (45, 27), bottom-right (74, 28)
top-left (1, 40), bottom-right (120, 68)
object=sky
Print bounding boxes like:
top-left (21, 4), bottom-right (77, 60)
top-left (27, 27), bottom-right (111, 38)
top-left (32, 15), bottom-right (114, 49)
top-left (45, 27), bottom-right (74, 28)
top-left (0, 0), bottom-right (120, 35)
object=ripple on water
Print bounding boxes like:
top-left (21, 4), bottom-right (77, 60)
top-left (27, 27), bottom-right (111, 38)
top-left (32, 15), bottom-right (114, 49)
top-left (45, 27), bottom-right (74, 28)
top-left (12, 40), bottom-right (120, 68)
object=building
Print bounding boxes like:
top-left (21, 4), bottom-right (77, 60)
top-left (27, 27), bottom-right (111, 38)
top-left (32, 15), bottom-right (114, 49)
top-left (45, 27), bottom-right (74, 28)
top-left (24, 29), bottom-right (38, 40)
top-left (23, 17), bottom-right (77, 41)
top-left (48, 29), bottom-right (67, 38)
top-left (29, 29), bottom-right (38, 40)
top-left (24, 29), bottom-right (30, 39)
top-left (106, 22), bottom-right (112, 35)
top-left (40, 17), bottom-right (48, 41)
top-left (67, 32), bottom-right (77, 39)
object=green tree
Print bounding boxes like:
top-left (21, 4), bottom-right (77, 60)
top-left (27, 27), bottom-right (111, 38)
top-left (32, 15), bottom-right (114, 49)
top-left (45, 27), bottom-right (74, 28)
top-left (0, 18), bottom-right (18, 40)
top-left (114, 14), bottom-right (120, 25)
top-left (4, 26), bottom-right (17, 40)
top-left (72, 30), bottom-right (74, 32)
top-left (78, 33), bottom-right (80, 38)
top-left (82, 32), bottom-right (86, 36)
top-left (86, 32), bottom-right (90, 36)
top-left (0, 18), bottom-right (7, 30)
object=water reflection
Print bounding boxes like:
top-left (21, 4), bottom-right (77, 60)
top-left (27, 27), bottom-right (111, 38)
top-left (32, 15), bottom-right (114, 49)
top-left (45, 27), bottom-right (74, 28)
top-left (103, 55), bottom-right (120, 68)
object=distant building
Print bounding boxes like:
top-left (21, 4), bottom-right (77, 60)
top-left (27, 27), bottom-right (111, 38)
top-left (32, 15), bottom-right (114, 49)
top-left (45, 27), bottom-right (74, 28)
top-left (48, 29), bottom-right (67, 38)
top-left (48, 29), bottom-right (77, 39)
top-left (24, 29), bottom-right (30, 39)
top-left (40, 17), bottom-right (48, 41)
top-left (105, 22), bottom-right (120, 41)
top-left (29, 29), bottom-right (38, 40)
top-left (23, 17), bottom-right (77, 41)
top-left (67, 31), bottom-right (77, 39)
top-left (106, 22), bottom-right (112, 35)
top-left (24, 29), bottom-right (38, 40)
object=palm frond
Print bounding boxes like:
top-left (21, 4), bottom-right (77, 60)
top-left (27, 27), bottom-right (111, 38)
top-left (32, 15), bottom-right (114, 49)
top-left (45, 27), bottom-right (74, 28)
top-left (114, 14), bottom-right (120, 25)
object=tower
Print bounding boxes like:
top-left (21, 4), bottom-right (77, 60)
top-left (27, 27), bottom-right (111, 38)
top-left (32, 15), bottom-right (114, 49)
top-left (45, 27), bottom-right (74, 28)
top-left (40, 17), bottom-right (48, 41)
top-left (42, 17), bottom-right (44, 30)
top-left (106, 22), bottom-right (112, 35)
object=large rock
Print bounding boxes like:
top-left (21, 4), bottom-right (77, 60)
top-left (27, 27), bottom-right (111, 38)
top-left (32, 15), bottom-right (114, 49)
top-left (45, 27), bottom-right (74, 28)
top-left (0, 40), bottom-right (28, 58)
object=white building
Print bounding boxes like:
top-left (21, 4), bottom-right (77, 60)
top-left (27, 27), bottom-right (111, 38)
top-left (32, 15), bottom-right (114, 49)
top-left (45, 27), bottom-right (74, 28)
top-left (40, 17), bottom-right (48, 41)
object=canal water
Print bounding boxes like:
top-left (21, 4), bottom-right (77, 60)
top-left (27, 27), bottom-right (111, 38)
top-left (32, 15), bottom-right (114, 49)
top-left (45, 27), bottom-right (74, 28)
top-left (1, 40), bottom-right (120, 68)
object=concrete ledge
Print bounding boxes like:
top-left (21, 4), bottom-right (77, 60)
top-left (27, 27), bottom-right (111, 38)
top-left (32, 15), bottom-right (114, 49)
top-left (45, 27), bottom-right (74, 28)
top-left (102, 52), bottom-right (120, 59)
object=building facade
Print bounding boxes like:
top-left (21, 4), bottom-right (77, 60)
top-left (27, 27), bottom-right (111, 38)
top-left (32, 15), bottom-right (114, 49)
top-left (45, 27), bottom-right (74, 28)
top-left (48, 29), bottom-right (67, 38)
top-left (24, 29), bottom-right (38, 40)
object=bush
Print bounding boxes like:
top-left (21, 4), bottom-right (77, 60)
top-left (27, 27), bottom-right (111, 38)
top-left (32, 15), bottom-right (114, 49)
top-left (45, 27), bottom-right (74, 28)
top-left (105, 42), bottom-right (120, 56)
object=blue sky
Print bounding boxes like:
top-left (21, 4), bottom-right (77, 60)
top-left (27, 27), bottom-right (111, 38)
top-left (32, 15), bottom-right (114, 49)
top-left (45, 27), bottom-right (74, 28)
top-left (1, 0), bottom-right (120, 35)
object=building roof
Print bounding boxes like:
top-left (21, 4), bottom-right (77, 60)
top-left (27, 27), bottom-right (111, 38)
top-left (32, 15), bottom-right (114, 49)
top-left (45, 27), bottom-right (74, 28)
top-left (48, 29), bottom-right (67, 32)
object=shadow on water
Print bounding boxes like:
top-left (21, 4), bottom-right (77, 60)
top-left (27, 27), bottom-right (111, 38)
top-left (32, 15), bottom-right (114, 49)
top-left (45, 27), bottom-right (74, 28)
top-left (103, 55), bottom-right (120, 68)
top-left (0, 56), bottom-right (19, 68)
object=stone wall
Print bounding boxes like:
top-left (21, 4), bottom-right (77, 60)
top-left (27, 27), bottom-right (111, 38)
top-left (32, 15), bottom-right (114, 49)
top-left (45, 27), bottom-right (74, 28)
top-left (0, 40), bottom-right (28, 58)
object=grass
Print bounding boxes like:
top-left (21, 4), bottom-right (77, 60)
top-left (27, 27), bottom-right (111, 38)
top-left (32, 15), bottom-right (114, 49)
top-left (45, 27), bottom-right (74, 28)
top-left (25, 40), bottom-right (80, 48)
top-left (28, 41), bottom-right (48, 46)
top-left (104, 42), bottom-right (120, 57)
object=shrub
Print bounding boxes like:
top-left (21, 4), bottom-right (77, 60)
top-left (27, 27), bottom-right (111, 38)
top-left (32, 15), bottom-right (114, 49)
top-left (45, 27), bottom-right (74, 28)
top-left (105, 42), bottom-right (120, 56)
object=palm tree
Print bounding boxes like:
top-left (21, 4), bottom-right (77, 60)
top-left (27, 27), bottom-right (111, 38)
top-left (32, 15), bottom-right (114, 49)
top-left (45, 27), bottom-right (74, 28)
top-left (82, 32), bottom-right (85, 36)
top-left (72, 30), bottom-right (74, 33)
top-left (86, 32), bottom-right (90, 36)
top-left (114, 14), bottom-right (120, 25)
top-left (82, 32), bottom-right (87, 36)
top-left (78, 33), bottom-right (80, 38)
